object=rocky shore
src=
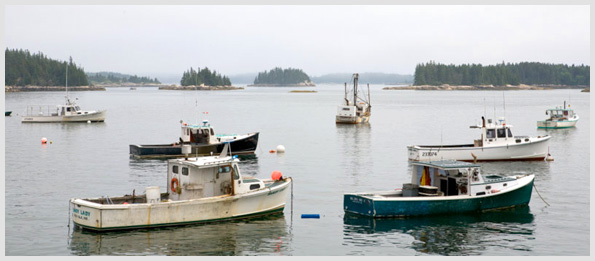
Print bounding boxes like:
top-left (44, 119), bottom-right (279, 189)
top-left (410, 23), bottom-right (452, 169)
top-left (383, 84), bottom-right (589, 91)
top-left (5, 85), bottom-right (106, 92)
top-left (158, 85), bottom-right (244, 91)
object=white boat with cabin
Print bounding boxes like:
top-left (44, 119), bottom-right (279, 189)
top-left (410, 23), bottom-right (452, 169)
top-left (336, 73), bottom-right (371, 124)
top-left (21, 64), bottom-right (106, 123)
top-left (537, 101), bottom-right (579, 129)
top-left (21, 97), bottom-right (106, 123)
top-left (408, 117), bottom-right (551, 162)
top-left (70, 144), bottom-right (292, 231)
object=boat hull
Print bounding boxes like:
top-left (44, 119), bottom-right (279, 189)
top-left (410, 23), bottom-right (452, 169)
top-left (21, 110), bottom-right (106, 123)
top-left (537, 119), bottom-right (578, 129)
top-left (70, 177), bottom-right (292, 231)
top-left (407, 136), bottom-right (550, 162)
top-left (336, 115), bottom-right (370, 124)
top-left (344, 176), bottom-right (534, 217)
top-left (130, 132), bottom-right (259, 159)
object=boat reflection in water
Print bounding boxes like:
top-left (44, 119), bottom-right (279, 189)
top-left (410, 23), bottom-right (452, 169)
top-left (343, 206), bottom-right (535, 255)
top-left (68, 212), bottom-right (289, 255)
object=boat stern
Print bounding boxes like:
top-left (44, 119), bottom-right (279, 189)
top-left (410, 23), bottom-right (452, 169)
top-left (343, 193), bottom-right (376, 217)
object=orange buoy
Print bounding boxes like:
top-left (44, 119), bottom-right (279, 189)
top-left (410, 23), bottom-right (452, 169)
top-left (271, 170), bottom-right (283, 181)
top-left (269, 150), bottom-right (276, 153)
top-left (41, 137), bottom-right (48, 144)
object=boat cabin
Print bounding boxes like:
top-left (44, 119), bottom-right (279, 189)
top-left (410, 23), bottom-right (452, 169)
top-left (545, 107), bottom-right (576, 121)
top-left (471, 117), bottom-right (519, 147)
top-left (180, 120), bottom-right (218, 144)
top-left (166, 154), bottom-right (264, 201)
top-left (406, 160), bottom-right (482, 197)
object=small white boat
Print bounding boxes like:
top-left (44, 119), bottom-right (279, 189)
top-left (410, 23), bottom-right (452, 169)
top-left (336, 73), bottom-right (371, 124)
top-left (21, 64), bottom-right (106, 123)
top-left (344, 160), bottom-right (535, 217)
top-left (70, 144), bottom-right (292, 231)
top-left (537, 101), bottom-right (579, 129)
top-left (408, 117), bottom-right (551, 162)
top-left (21, 98), bottom-right (106, 123)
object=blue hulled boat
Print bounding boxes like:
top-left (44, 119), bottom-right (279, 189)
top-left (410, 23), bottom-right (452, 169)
top-left (344, 160), bottom-right (534, 217)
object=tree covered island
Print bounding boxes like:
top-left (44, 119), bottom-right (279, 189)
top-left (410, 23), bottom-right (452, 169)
top-left (249, 67), bottom-right (315, 87)
top-left (159, 67), bottom-right (242, 90)
top-left (384, 61), bottom-right (590, 91)
top-left (87, 72), bottom-right (161, 86)
top-left (5, 48), bottom-right (105, 92)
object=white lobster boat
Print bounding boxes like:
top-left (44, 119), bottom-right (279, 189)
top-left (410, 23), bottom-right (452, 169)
top-left (21, 97), bottom-right (106, 123)
top-left (70, 144), bottom-right (292, 231)
top-left (537, 101), bottom-right (579, 129)
top-left (408, 117), bottom-right (551, 162)
top-left (336, 73), bottom-right (371, 124)
top-left (21, 64), bottom-right (106, 123)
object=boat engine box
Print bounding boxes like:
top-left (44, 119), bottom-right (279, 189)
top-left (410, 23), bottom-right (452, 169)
top-left (402, 183), bottom-right (419, 197)
top-left (418, 185), bottom-right (439, 196)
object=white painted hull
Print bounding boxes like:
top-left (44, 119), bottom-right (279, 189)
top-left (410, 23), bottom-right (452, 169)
top-left (408, 136), bottom-right (551, 161)
top-left (336, 115), bottom-right (370, 124)
top-left (537, 118), bottom-right (578, 129)
top-left (70, 178), bottom-right (291, 231)
top-left (22, 110), bottom-right (106, 123)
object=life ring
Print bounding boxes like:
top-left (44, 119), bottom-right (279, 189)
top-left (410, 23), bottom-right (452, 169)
top-left (171, 177), bottom-right (180, 192)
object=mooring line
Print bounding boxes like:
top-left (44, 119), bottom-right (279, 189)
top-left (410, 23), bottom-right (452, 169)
top-left (533, 182), bottom-right (550, 206)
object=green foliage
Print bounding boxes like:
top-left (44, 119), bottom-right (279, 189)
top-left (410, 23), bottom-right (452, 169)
top-left (414, 61), bottom-right (589, 86)
top-left (180, 67), bottom-right (231, 86)
top-left (254, 67), bottom-right (311, 85)
top-left (87, 72), bottom-right (160, 84)
top-left (5, 48), bottom-right (89, 86)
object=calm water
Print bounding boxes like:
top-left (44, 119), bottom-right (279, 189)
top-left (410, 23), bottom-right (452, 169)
top-left (4, 85), bottom-right (590, 256)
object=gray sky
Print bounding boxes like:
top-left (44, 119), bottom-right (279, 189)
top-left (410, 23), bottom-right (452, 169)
top-left (3, 4), bottom-right (591, 82)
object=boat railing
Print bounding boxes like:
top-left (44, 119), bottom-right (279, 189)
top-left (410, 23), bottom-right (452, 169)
top-left (24, 105), bottom-right (56, 116)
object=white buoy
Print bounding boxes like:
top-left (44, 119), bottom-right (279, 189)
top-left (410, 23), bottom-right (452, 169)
top-left (87, 120), bottom-right (91, 123)
top-left (276, 145), bottom-right (285, 153)
top-left (546, 154), bottom-right (554, 161)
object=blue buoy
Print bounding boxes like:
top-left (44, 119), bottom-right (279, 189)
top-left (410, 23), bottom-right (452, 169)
top-left (301, 214), bottom-right (320, 219)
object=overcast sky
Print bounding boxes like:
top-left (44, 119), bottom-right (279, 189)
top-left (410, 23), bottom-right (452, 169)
top-left (3, 4), bottom-right (591, 82)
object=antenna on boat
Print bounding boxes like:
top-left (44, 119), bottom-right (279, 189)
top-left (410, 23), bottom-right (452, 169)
top-left (502, 92), bottom-right (506, 120)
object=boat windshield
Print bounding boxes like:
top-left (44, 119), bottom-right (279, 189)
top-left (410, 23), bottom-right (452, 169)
top-left (486, 129), bottom-right (495, 139)
top-left (497, 128), bottom-right (506, 138)
top-left (507, 128), bottom-right (513, 137)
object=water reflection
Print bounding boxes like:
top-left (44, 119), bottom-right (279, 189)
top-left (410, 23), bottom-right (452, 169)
top-left (336, 124), bottom-right (372, 180)
top-left (343, 206), bottom-right (535, 255)
top-left (68, 212), bottom-right (290, 256)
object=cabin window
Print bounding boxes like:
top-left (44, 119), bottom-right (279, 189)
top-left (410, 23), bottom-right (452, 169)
top-left (250, 184), bottom-right (260, 190)
top-left (67, 107), bottom-right (73, 112)
top-left (218, 166), bottom-right (231, 173)
top-left (210, 128), bottom-right (215, 135)
top-left (172, 165), bottom-right (179, 174)
top-left (342, 108), bottom-right (350, 111)
top-left (233, 165), bottom-right (240, 180)
top-left (507, 128), bottom-right (513, 138)
top-left (182, 167), bottom-right (189, 176)
top-left (486, 129), bottom-right (495, 139)
top-left (497, 128), bottom-right (506, 138)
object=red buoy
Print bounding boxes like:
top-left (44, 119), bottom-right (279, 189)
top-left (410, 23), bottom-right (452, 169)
top-left (271, 170), bottom-right (283, 181)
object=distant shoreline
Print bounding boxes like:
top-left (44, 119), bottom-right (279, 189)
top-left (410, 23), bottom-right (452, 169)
top-left (247, 83), bottom-right (316, 87)
top-left (158, 85), bottom-right (244, 91)
top-left (383, 84), bottom-right (589, 91)
top-left (5, 85), bottom-right (106, 92)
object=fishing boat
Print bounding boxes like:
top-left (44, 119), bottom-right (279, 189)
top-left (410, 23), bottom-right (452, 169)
top-left (343, 160), bottom-right (534, 218)
top-left (70, 144), bottom-right (292, 232)
top-left (537, 101), bottom-right (579, 129)
top-left (21, 64), bottom-right (106, 123)
top-left (407, 117), bottom-right (551, 162)
top-left (129, 120), bottom-right (259, 159)
top-left (336, 73), bottom-right (371, 124)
